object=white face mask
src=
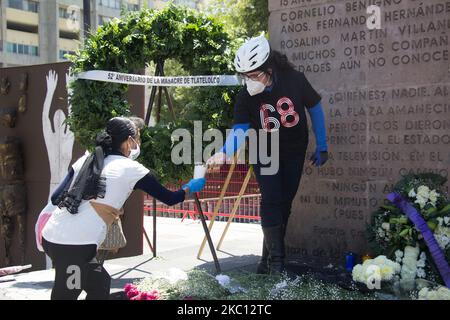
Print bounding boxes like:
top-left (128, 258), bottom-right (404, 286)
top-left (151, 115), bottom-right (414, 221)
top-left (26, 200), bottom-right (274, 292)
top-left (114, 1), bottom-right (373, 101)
top-left (128, 137), bottom-right (140, 160)
top-left (246, 79), bottom-right (266, 96)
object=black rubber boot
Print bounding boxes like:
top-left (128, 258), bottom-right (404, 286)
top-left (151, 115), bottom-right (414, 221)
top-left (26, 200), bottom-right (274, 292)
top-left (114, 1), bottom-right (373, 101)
top-left (280, 223), bottom-right (288, 274)
top-left (262, 225), bottom-right (285, 274)
top-left (256, 237), bottom-right (269, 274)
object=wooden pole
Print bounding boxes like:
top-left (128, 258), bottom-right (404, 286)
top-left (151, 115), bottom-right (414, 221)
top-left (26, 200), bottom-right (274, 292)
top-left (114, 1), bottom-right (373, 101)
top-left (143, 228), bottom-right (154, 253)
top-left (197, 151), bottom-right (240, 259)
top-left (216, 166), bottom-right (253, 251)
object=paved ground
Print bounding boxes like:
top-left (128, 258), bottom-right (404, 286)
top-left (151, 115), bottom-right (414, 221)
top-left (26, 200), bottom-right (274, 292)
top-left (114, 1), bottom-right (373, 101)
top-left (0, 217), bottom-right (263, 300)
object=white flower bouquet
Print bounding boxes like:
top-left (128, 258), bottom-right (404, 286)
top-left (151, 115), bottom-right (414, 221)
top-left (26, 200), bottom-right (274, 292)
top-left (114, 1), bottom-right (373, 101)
top-left (352, 256), bottom-right (401, 288)
top-left (367, 173), bottom-right (450, 287)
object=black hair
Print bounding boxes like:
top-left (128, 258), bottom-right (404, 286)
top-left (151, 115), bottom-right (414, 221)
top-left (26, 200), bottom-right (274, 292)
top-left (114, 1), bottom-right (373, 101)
top-left (127, 116), bottom-right (145, 131)
top-left (57, 117), bottom-right (136, 214)
top-left (258, 50), bottom-right (295, 73)
top-left (103, 117), bottom-right (136, 152)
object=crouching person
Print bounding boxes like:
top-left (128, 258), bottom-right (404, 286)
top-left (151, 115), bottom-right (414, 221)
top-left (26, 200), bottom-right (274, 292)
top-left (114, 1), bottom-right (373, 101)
top-left (42, 117), bottom-right (205, 300)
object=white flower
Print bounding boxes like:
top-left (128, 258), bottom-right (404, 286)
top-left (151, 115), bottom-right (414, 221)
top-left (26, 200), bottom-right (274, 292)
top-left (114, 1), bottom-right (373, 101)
top-left (444, 217), bottom-right (450, 226)
top-left (215, 274), bottom-right (231, 287)
top-left (381, 223), bottom-right (390, 231)
top-left (352, 256), bottom-right (401, 287)
top-left (419, 286), bottom-right (450, 300)
top-left (414, 196), bottom-right (427, 209)
top-left (352, 265), bottom-right (363, 282)
top-left (435, 227), bottom-right (450, 249)
top-left (401, 246), bottom-right (420, 282)
top-left (429, 190), bottom-right (439, 203)
top-left (377, 228), bottom-right (385, 238)
top-left (165, 268), bottom-right (188, 284)
top-left (435, 234), bottom-right (450, 250)
top-left (437, 217), bottom-right (444, 227)
top-left (274, 280), bottom-right (288, 291)
top-left (395, 250), bottom-right (404, 263)
top-left (417, 259), bottom-right (426, 268)
top-left (419, 252), bottom-right (427, 262)
top-left (215, 274), bottom-right (246, 294)
top-left (374, 255), bottom-right (388, 264)
top-left (417, 185), bottom-right (430, 198)
top-left (408, 189), bottom-right (416, 198)
top-left (416, 268), bottom-right (426, 278)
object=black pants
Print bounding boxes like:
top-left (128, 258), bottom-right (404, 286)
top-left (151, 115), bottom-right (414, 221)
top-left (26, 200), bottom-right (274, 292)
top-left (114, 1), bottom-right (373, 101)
top-left (253, 154), bottom-right (306, 228)
top-left (42, 238), bottom-right (111, 300)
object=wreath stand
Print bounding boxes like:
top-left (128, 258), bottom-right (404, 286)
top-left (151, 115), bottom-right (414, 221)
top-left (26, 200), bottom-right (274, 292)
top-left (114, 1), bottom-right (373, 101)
top-left (143, 60), bottom-right (222, 273)
top-left (197, 148), bottom-right (254, 259)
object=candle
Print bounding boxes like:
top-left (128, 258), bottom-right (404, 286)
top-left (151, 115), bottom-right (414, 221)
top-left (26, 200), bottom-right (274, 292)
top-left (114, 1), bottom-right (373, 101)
top-left (345, 252), bottom-right (355, 272)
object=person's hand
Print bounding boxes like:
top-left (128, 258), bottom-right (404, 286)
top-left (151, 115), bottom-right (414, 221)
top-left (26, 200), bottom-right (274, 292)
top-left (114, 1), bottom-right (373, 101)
top-left (206, 152), bottom-right (228, 172)
top-left (309, 150), bottom-right (328, 167)
top-left (183, 178), bottom-right (206, 194)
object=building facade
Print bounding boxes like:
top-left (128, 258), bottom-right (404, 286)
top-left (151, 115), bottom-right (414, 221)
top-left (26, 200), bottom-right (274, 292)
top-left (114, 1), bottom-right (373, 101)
top-left (0, 0), bottom-right (199, 67)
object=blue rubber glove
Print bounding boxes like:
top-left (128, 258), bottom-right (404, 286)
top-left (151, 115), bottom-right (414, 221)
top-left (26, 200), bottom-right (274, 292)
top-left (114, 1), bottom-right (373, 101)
top-left (219, 123), bottom-right (250, 157)
top-left (309, 150), bottom-right (329, 167)
top-left (183, 178), bottom-right (206, 194)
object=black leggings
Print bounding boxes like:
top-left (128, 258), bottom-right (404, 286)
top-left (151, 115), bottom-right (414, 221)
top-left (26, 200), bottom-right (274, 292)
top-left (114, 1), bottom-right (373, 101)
top-left (42, 238), bottom-right (111, 300)
top-left (253, 154), bottom-right (306, 228)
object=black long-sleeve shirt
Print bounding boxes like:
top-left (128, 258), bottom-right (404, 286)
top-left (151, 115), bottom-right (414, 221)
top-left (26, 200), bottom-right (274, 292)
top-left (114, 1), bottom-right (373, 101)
top-left (133, 173), bottom-right (185, 205)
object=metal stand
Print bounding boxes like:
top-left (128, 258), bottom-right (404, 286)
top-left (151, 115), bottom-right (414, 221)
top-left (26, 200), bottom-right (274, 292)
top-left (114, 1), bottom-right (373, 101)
top-left (193, 193), bottom-right (221, 274)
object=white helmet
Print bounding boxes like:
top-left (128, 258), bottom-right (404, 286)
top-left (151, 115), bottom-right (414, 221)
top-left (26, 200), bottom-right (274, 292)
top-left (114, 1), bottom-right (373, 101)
top-left (234, 33), bottom-right (270, 73)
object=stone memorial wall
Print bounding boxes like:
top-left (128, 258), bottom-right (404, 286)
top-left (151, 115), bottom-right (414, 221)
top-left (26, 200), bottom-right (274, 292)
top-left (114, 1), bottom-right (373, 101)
top-left (269, 0), bottom-right (450, 264)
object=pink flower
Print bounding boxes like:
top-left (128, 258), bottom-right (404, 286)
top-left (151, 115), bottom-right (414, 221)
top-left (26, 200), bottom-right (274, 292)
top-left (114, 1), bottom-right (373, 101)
top-left (130, 293), bottom-right (143, 300)
top-left (147, 290), bottom-right (159, 300)
top-left (129, 291), bottom-right (159, 300)
top-left (124, 284), bottom-right (160, 300)
top-left (140, 290), bottom-right (159, 300)
top-left (126, 288), bottom-right (140, 299)
top-left (124, 283), bottom-right (137, 294)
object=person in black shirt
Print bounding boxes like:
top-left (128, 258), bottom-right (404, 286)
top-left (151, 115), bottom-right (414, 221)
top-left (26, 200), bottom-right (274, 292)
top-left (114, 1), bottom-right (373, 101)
top-left (207, 34), bottom-right (329, 274)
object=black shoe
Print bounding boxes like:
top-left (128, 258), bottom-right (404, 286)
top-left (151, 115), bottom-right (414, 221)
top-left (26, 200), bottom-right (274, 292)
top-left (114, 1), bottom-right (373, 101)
top-left (256, 237), bottom-right (269, 274)
top-left (262, 225), bottom-right (285, 274)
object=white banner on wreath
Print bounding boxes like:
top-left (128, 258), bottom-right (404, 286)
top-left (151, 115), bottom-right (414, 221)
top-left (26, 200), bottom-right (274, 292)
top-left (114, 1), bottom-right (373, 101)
top-left (74, 70), bottom-right (242, 86)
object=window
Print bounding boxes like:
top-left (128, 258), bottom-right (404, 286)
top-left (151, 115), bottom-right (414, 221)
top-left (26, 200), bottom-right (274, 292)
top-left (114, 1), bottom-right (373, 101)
top-left (26, 0), bottom-right (38, 12)
top-left (8, 0), bottom-right (39, 13)
top-left (59, 6), bottom-right (80, 21)
top-left (100, 0), bottom-right (121, 10)
top-left (59, 7), bottom-right (69, 19)
top-left (8, 0), bottom-right (22, 9)
top-left (59, 50), bottom-right (76, 60)
top-left (6, 42), bottom-right (39, 56)
top-left (31, 46), bottom-right (39, 56)
top-left (127, 3), bottom-right (139, 11)
top-left (6, 42), bottom-right (14, 53)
